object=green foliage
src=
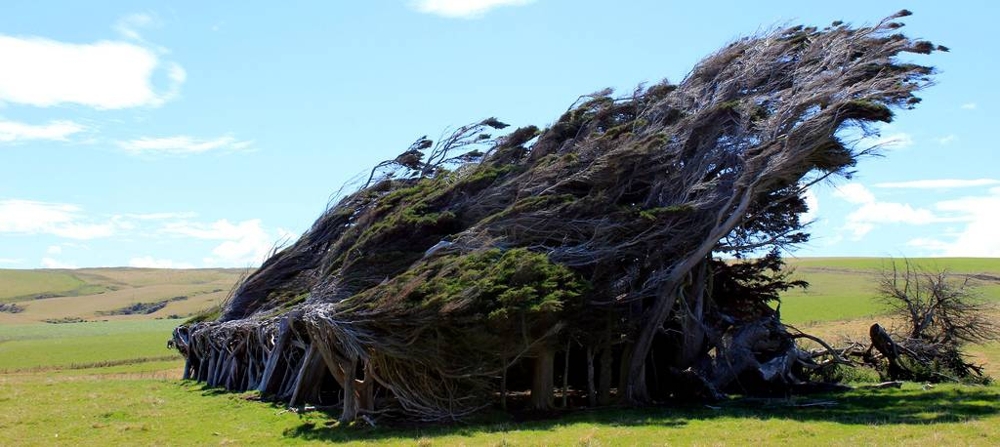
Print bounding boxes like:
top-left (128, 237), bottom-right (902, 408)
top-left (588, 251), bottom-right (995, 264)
top-left (840, 100), bottom-right (894, 123)
top-left (638, 204), bottom-right (695, 221)
top-left (809, 363), bottom-right (881, 384)
top-left (0, 302), bottom-right (24, 313)
top-left (373, 248), bottom-right (589, 335)
top-left (186, 306), bottom-right (222, 324)
top-left (712, 250), bottom-right (809, 321)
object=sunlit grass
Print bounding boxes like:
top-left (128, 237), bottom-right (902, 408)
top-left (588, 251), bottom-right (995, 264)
top-left (1, 260), bottom-right (999, 445)
top-left (0, 320), bottom-right (182, 371)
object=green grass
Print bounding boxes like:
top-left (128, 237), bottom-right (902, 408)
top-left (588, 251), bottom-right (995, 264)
top-left (0, 267), bottom-right (243, 325)
top-left (1, 260), bottom-right (999, 445)
top-left (0, 319), bottom-right (181, 371)
top-left (0, 375), bottom-right (996, 446)
top-left (0, 269), bottom-right (87, 302)
top-left (779, 257), bottom-right (1000, 325)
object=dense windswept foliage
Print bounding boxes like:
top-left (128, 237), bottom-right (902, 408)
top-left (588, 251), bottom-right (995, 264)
top-left (173, 12), bottom-right (942, 421)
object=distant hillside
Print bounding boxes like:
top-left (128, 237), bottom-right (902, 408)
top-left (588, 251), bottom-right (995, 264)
top-left (0, 268), bottom-right (246, 325)
top-left (2, 259), bottom-right (997, 327)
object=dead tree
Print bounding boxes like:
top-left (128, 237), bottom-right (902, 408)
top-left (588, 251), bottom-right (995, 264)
top-left (868, 259), bottom-right (997, 381)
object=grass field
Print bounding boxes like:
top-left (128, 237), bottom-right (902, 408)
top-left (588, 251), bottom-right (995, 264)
top-left (0, 268), bottom-right (244, 325)
top-left (0, 319), bottom-right (182, 372)
top-left (779, 257), bottom-right (1000, 325)
top-left (1, 259), bottom-right (999, 445)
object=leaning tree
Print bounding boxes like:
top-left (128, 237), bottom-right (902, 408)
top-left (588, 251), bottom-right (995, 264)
top-left (172, 11), bottom-right (942, 421)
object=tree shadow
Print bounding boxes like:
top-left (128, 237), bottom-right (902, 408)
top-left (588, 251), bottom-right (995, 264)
top-left (281, 385), bottom-right (1000, 443)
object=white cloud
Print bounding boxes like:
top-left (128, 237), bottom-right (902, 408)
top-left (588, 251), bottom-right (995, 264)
top-left (0, 33), bottom-right (184, 109)
top-left (0, 119), bottom-right (86, 143)
top-left (906, 189), bottom-right (1000, 257)
top-left (874, 179), bottom-right (1000, 189)
top-left (800, 187), bottom-right (819, 223)
top-left (0, 258), bottom-right (23, 265)
top-left (41, 257), bottom-right (78, 269)
top-left (115, 13), bottom-right (155, 41)
top-left (936, 134), bottom-right (958, 145)
top-left (0, 199), bottom-right (117, 239)
top-left (161, 219), bottom-right (278, 266)
top-left (117, 135), bottom-right (252, 155)
top-left (861, 132), bottom-right (913, 150)
top-left (411, 0), bottom-right (535, 18)
top-left (124, 211), bottom-right (198, 220)
top-left (46, 245), bottom-right (62, 254)
top-left (832, 183), bottom-right (875, 204)
top-left (832, 183), bottom-right (937, 239)
top-left (961, 103), bottom-right (977, 110)
top-left (129, 256), bottom-right (195, 269)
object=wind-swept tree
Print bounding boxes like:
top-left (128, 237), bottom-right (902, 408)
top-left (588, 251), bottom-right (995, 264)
top-left (173, 11), bottom-right (943, 421)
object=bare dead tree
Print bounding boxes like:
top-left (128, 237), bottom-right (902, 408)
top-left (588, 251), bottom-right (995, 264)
top-left (868, 258), bottom-right (997, 381)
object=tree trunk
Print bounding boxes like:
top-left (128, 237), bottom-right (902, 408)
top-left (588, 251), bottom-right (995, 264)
top-left (598, 343), bottom-right (613, 405)
top-left (677, 263), bottom-right (709, 368)
top-left (289, 344), bottom-right (318, 407)
top-left (586, 347), bottom-right (596, 407)
top-left (500, 357), bottom-right (508, 410)
top-left (258, 314), bottom-right (296, 395)
top-left (340, 356), bottom-right (359, 422)
top-left (626, 192), bottom-right (755, 403)
top-left (182, 356), bottom-right (192, 380)
top-left (354, 361), bottom-right (375, 415)
top-left (531, 346), bottom-right (555, 410)
top-left (561, 341), bottom-right (570, 408)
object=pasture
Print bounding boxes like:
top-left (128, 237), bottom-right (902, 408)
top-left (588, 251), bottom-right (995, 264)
top-left (0, 268), bottom-right (244, 325)
top-left (1, 259), bottom-right (998, 445)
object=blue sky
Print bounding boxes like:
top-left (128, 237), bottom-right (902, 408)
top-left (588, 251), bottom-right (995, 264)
top-left (0, 1), bottom-right (997, 269)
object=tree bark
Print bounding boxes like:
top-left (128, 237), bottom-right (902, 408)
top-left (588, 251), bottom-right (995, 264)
top-left (561, 341), bottom-right (570, 408)
top-left (289, 344), bottom-right (318, 407)
top-left (258, 314), bottom-right (296, 395)
top-left (531, 346), bottom-right (555, 410)
top-left (340, 356), bottom-right (359, 422)
top-left (586, 347), bottom-right (596, 407)
top-left (598, 343), bottom-right (613, 405)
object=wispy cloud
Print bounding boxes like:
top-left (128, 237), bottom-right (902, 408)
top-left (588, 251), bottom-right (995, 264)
top-left (124, 212), bottom-right (198, 220)
top-left (161, 219), bottom-right (284, 266)
top-left (874, 179), bottom-right (1000, 189)
top-left (411, 0), bottom-right (535, 18)
top-left (0, 119), bottom-right (86, 143)
top-left (41, 257), bottom-right (78, 269)
top-left (936, 134), bottom-right (957, 145)
top-left (0, 29), bottom-right (184, 109)
top-left (0, 258), bottom-right (23, 265)
top-left (116, 135), bottom-right (253, 155)
top-left (861, 132), bottom-right (913, 150)
top-left (115, 13), bottom-right (156, 42)
top-left (960, 103), bottom-right (977, 110)
top-left (0, 199), bottom-right (117, 239)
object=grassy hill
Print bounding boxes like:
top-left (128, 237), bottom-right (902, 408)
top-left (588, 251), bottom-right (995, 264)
top-left (0, 268), bottom-right (245, 325)
top-left (0, 259), bottom-right (998, 445)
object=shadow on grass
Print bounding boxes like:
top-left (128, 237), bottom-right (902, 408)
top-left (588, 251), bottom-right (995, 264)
top-left (281, 385), bottom-right (1000, 443)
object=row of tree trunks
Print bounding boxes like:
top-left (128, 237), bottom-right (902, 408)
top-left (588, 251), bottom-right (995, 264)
top-left (176, 313), bottom-right (804, 419)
